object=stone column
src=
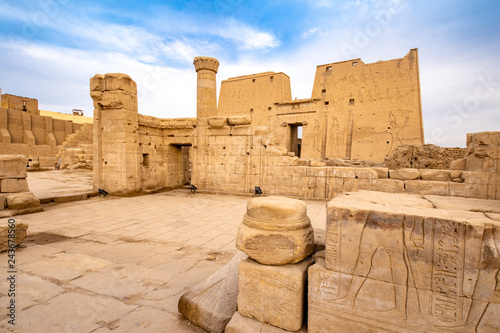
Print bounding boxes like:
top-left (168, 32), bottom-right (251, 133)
top-left (90, 73), bottom-right (140, 195)
top-left (193, 56), bottom-right (219, 118)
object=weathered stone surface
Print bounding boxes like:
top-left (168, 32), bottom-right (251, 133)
top-left (450, 158), bottom-right (466, 170)
top-left (384, 144), bottom-right (466, 170)
top-left (333, 167), bottom-right (356, 178)
top-left (225, 311), bottom-right (307, 333)
top-left (0, 219), bottom-right (28, 252)
top-left (418, 169), bottom-right (451, 181)
top-left (228, 116), bottom-right (252, 126)
top-left (5, 193), bottom-right (41, 210)
top-left (178, 251), bottom-right (248, 333)
top-left (238, 257), bottom-right (313, 332)
top-left (404, 180), bottom-right (449, 196)
top-left (236, 196), bottom-right (314, 265)
top-left (0, 155), bottom-right (27, 178)
top-left (207, 116), bottom-right (227, 128)
top-left (312, 191), bottom-right (500, 333)
top-left (371, 167), bottom-right (389, 179)
top-left (0, 178), bottom-right (29, 193)
top-left (389, 168), bottom-right (420, 180)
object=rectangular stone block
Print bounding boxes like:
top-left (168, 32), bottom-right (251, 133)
top-left (368, 179), bottom-right (405, 193)
top-left (404, 180), bottom-right (449, 196)
top-left (319, 192), bottom-right (500, 332)
top-left (238, 257), bottom-right (313, 332)
top-left (0, 155), bottom-right (27, 178)
top-left (226, 312), bottom-right (307, 333)
top-left (0, 178), bottom-right (29, 193)
top-left (6, 193), bottom-right (41, 210)
top-left (355, 168), bottom-right (378, 179)
top-left (449, 182), bottom-right (488, 199)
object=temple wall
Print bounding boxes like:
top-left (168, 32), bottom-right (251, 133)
top-left (0, 97), bottom-right (83, 162)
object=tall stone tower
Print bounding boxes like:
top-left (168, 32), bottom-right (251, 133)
top-left (193, 56), bottom-right (219, 118)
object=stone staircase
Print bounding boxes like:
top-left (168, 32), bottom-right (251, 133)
top-left (57, 124), bottom-right (93, 170)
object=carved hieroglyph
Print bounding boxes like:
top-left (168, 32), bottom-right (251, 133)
top-left (308, 191), bottom-right (500, 333)
top-left (236, 196), bottom-right (314, 265)
top-left (238, 257), bottom-right (313, 332)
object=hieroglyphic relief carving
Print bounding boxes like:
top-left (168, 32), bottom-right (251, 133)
top-left (313, 194), bottom-right (500, 333)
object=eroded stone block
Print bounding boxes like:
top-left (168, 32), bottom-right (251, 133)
top-left (6, 193), bottom-right (41, 210)
top-left (226, 311), bottom-right (307, 333)
top-left (418, 169), bottom-right (451, 181)
top-left (0, 219), bottom-right (28, 252)
top-left (0, 155), bottom-right (27, 178)
top-left (389, 168), bottom-right (420, 180)
top-left (238, 257), bottom-right (313, 332)
top-left (236, 196), bottom-right (314, 265)
top-left (178, 251), bottom-right (248, 333)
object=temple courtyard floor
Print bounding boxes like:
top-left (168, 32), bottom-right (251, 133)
top-left (0, 174), bottom-right (327, 332)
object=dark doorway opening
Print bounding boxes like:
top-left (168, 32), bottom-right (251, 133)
top-left (289, 124), bottom-right (303, 158)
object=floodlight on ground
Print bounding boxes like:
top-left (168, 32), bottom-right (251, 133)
top-left (255, 186), bottom-right (263, 196)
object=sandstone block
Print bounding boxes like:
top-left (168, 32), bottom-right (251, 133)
top-left (0, 195), bottom-right (5, 210)
top-left (178, 251), bottom-right (248, 333)
top-left (449, 182), bottom-right (488, 199)
top-left (404, 180), bottom-right (449, 196)
top-left (265, 146), bottom-right (288, 156)
top-left (418, 169), bottom-right (452, 181)
top-left (225, 312), bottom-right (307, 333)
top-left (371, 167), bottom-right (389, 179)
top-left (0, 155), bottom-right (27, 178)
top-left (355, 168), bottom-right (378, 179)
top-left (230, 125), bottom-right (252, 136)
top-left (228, 116), bottom-right (252, 126)
top-left (333, 167), bottom-right (356, 178)
top-left (462, 171), bottom-right (492, 185)
top-left (6, 193), bottom-right (41, 210)
top-left (207, 117), bottom-right (228, 128)
top-left (316, 191), bottom-right (500, 332)
top-left (310, 160), bottom-right (327, 167)
top-left (0, 219), bottom-right (28, 252)
top-left (368, 179), bottom-right (405, 193)
top-left (450, 158), bottom-right (466, 170)
top-left (236, 196), bottom-right (314, 265)
top-left (0, 178), bottom-right (29, 193)
top-left (389, 168), bottom-right (420, 180)
top-left (238, 257), bottom-right (313, 331)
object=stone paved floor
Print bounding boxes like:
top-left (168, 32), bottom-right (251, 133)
top-left (0, 190), bottom-right (326, 332)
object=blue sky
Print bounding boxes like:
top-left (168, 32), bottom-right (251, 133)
top-left (1, 0), bottom-right (499, 147)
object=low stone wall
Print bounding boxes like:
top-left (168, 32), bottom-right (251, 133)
top-left (0, 155), bottom-right (43, 217)
top-left (383, 144), bottom-right (467, 169)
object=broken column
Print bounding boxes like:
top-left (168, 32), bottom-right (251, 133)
top-left (90, 73), bottom-right (140, 195)
top-left (231, 196), bottom-right (314, 332)
top-left (308, 191), bottom-right (500, 333)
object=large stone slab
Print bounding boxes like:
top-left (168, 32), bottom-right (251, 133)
top-left (312, 191), bottom-right (500, 332)
top-left (178, 250), bottom-right (248, 333)
top-left (238, 257), bottom-right (313, 332)
top-left (236, 196), bottom-right (314, 265)
top-left (389, 168), bottom-right (420, 180)
top-left (0, 178), bottom-right (29, 193)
